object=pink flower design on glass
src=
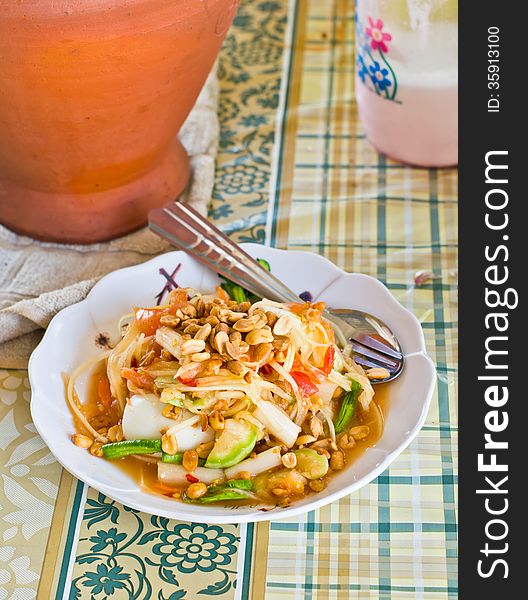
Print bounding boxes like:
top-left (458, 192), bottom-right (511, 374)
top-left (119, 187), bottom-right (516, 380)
top-left (366, 17), bottom-right (392, 53)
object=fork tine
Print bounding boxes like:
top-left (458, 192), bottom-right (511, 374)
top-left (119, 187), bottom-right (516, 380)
top-left (352, 354), bottom-right (394, 371)
top-left (350, 340), bottom-right (400, 370)
top-left (353, 334), bottom-right (403, 360)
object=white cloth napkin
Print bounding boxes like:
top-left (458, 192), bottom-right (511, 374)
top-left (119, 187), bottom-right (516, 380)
top-left (0, 68), bottom-right (219, 368)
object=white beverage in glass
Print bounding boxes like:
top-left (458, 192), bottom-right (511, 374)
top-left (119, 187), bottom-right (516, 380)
top-left (355, 0), bottom-right (458, 167)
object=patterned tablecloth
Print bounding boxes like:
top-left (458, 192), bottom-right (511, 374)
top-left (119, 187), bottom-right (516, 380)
top-left (0, 1), bottom-right (458, 598)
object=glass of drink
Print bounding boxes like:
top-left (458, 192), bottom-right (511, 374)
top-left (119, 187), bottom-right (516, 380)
top-left (354, 0), bottom-right (458, 167)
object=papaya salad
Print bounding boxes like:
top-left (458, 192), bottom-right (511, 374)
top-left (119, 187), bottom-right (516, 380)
top-left (67, 281), bottom-right (385, 507)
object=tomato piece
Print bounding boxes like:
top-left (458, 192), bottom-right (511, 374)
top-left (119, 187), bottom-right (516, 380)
top-left (322, 345), bottom-right (335, 375)
top-left (291, 371), bottom-right (319, 398)
top-left (121, 368), bottom-right (155, 391)
top-left (292, 355), bottom-right (326, 384)
top-left (134, 307), bottom-right (165, 336)
top-left (97, 376), bottom-right (112, 408)
top-left (186, 473), bottom-right (199, 484)
top-left (177, 376), bottom-right (198, 387)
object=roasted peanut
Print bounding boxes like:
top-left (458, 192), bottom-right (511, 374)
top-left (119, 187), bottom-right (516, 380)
top-left (208, 410), bottom-right (225, 431)
top-left (214, 331), bottom-right (229, 354)
top-left (232, 316), bottom-right (260, 333)
top-left (181, 339), bottom-right (206, 355)
top-left (72, 433), bottom-right (93, 449)
top-left (330, 450), bottom-right (345, 470)
top-left (107, 425), bottom-right (124, 442)
top-left (229, 331), bottom-right (242, 344)
top-left (265, 311), bottom-right (278, 328)
top-left (186, 482), bottom-right (208, 499)
top-left (245, 327), bottom-right (273, 345)
top-left (203, 359), bottom-right (223, 376)
top-left (273, 314), bottom-right (294, 336)
top-left (204, 315), bottom-right (220, 326)
top-left (272, 336), bottom-right (289, 352)
top-left (227, 360), bottom-right (247, 376)
top-left (162, 404), bottom-right (182, 420)
top-left (338, 432), bottom-right (357, 450)
top-left (161, 433), bottom-right (179, 455)
top-left (159, 315), bottom-right (180, 327)
top-left (309, 416), bottom-right (323, 439)
top-left (191, 352), bottom-right (211, 362)
top-left (281, 452), bottom-right (297, 469)
top-left (349, 425), bottom-right (370, 440)
top-left (181, 305), bottom-right (197, 319)
top-left (296, 434), bottom-right (317, 447)
top-left (225, 341), bottom-right (242, 360)
top-left (182, 450), bottom-right (199, 472)
top-left (233, 302), bottom-right (251, 313)
top-left (309, 479), bottom-right (327, 492)
top-left (199, 413), bottom-right (209, 432)
top-left (366, 367), bottom-right (391, 380)
top-left (89, 441), bottom-right (104, 457)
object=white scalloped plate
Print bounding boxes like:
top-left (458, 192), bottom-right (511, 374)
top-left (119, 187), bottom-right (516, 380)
top-left (29, 244), bottom-right (436, 523)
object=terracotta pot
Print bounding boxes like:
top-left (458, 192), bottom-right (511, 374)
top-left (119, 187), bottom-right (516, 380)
top-left (0, 0), bottom-right (238, 243)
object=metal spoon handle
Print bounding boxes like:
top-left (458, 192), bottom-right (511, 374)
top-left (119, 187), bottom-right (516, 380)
top-left (148, 202), bottom-right (300, 303)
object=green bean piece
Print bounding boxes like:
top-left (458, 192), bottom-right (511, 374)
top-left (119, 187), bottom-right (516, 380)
top-left (256, 258), bottom-right (271, 271)
top-left (102, 439), bottom-right (162, 459)
top-left (334, 380), bottom-right (362, 434)
top-left (183, 478), bottom-right (254, 503)
top-left (161, 452), bottom-right (206, 466)
top-left (220, 257), bottom-right (271, 305)
top-left (220, 282), bottom-right (247, 304)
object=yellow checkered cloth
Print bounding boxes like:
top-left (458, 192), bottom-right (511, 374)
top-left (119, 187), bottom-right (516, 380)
top-left (0, 1), bottom-right (457, 598)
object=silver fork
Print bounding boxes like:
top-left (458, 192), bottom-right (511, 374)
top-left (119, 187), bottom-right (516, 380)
top-left (148, 202), bottom-right (404, 382)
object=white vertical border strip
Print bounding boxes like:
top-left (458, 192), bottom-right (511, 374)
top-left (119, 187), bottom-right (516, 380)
top-left (59, 482), bottom-right (88, 600)
top-left (233, 522), bottom-right (248, 600)
top-left (264, 0), bottom-right (298, 247)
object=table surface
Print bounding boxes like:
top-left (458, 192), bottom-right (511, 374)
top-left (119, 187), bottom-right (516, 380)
top-left (0, 1), bottom-right (458, 598)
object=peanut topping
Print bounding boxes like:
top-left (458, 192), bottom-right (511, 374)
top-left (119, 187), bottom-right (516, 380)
top-left (186, 482), bottom-right (208, 499)
top-left (161, 433), bottom-right (179, 455)
top-left (182, 450), bottom-right (199, 472)
top-left (181, 339), bottom-right (206, 355)
top-left (208, 410), bottom-right (225, 431)
top-left (281, 452), bottom-right (297, 469)
top-left (72, 434), bottom-right (93, 449)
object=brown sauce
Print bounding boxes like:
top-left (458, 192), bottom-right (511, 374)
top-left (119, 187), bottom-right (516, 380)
top-left (76, 369), bottom-right (391, 505)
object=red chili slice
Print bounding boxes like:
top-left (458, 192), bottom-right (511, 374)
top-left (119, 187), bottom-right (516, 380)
top-left (186, 474), bottom-right (199, 484)
top-left (322, 345), bottom-right (335, 375)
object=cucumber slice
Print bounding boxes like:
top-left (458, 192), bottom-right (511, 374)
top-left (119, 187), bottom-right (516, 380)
top-left (205, 419), bottom-right (258, 469)
top-left (294, 448), bottom-right (329, 480)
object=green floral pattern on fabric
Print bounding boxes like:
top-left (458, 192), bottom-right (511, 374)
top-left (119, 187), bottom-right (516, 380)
top-left (71, 494), bottom-right (239, 599)
top-left (212, 0), bottom-right (287, 243)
